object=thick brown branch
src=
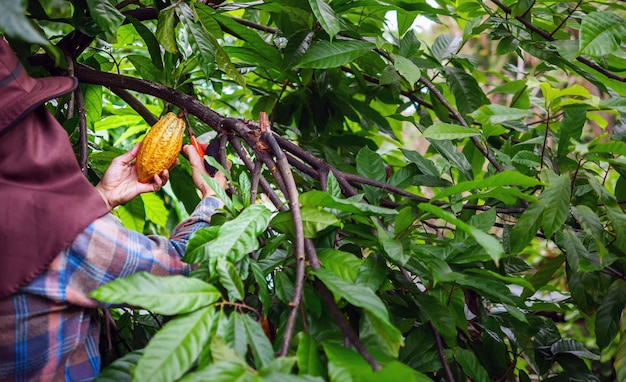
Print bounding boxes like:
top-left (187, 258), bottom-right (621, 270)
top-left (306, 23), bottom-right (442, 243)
top-left (262, 117), bottom-right (306, 357)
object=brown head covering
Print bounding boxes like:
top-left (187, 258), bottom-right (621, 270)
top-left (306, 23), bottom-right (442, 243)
top-left (0, 38), bottom-right (109, 298)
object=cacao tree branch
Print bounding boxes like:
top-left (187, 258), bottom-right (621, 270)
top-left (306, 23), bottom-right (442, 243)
top-left (261, 116), bottom-right (306, 357)
top-left (110, 87), bottom-right (158, 125)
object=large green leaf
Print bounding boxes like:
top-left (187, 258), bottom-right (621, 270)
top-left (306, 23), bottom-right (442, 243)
top-left (240, 313), bottom-right (275, 368)
top-left (421, 123), bottom-right (481, 140)
top-left (300, 191), bottom-right (398, 216)
top-left (431, 170), bottom-right (540, 201)
top-left (298, 40), bottom-right (376, 68)
top-left (0, 0), bottom-right (50, 46)
top-left (579, 11), bottom-right (626, 57)
top-left (156, 6), bottom-right (178, 53)
top-left (184, 204), bottom-right (272, 267)
top-left (359, 311), bottom-right (403, 358)
top-left (444, 67), bottom-right (488, 115)
top-left (216, 258), bottom-right (245, 301)
top-left (86, 0), bottom-right (125, 36)
top-left (271, 206), bottom-right (341, 238)
top-left (539, 170), bottom-right (571, 239)
top-left (89, 273), bottom-right (221, 315)
top-left (133, 307), bottom-right (216, 381)
top-left (509, 202), bottom-right (545, 255)
top-left (418, 203), bottom-right (504, 263)
top-left (308, 0), bottom-right (342, 40)
top-left (296, 333), bottom-right (324, 377)
top-left (313, 267), bottom-right (392, 326)
top-left (96, 350), bottom-right (143, 382)
top-left (178, 361), bottom-right (250, 382)
top-left (596, 280), bottom-right (626, 350)
top-left (454, 348), bottom-right (490, 382)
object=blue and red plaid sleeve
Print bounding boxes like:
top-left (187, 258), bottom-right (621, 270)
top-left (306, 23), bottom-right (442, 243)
top-left (0, 196), bottom-right (222, 381)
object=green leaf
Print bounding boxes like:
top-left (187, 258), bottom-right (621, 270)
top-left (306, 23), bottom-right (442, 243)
top-left (134, 307), bottom-right (216, 381)
top-left (418, 203), bottom-right (504, 263)
top-left (322, 341), bottom-right (371, 381)
top-left (116, 197), bottom-right (145, 233)
top-left (561, 229), bottom-right (597, 272)
top-left (259, 357), bottom-right (297, 375)
top-left (509, 202), bottom-right (545, 255)
top-left (89, 273), bottom-right (221, 315)
top-left (596, 280), bottom-right (626, 349)
top-left (300, 191), bottom-right (398, 216)
top-left (356, 254), bottom-right (387, 291)
top-left (241, 313), bottom-right (275, 368)
top-left (579, 11), bottom-right (626, 57)
top-left (313, 267), bottom-right (392, 326)
top-left (156, 6), bottom-right (178, 53)
top-left (356, 146), bottom-right (386, 204)
top-left (296, 333), bottom-right (324, 377)
top-left (216, 258), bottom-right (245, 301)
top-left (250, 262), bottom-right (271, 315)
top-left (360, 311), bottom-right (403, 358)
top-left (96, 350), bottom-right (142, 382)
top-left (444, 67), bottom-right (488, 115)
top-left (298, 40), bottom-right (376, 68)
top-left (538, 170), bottom-right (571, 239)
top-left (362, 361), bottom-right (431, 382)
top-left (0, 0), bottom-right (50, 46)
top-left (431, 34), bottom-right (461, 62)
top-left (391, 53), bottom-right (421, 86)
top-left (571, 205), bottom-right (605, 242)
top-left (178, 361), bottom-right (250, 382)
top-left (615, 316), bottom-right (626, 382)
top-left (178, 3), bottom-right (217, 79)
top-left (470, 104), bottom-right (533, 125)
top-left (558, 106), bottom-right (587, 159)
top-left (422, 123), bottom-right (481, 140)
top-left (454, 348), bottom-right (490, 382)
top-left (184, 204), bottom-right (272, 268)
top-left (550, 338), bottom-right (600, 360)
top-left (86, 0), bottom-right (125, 35)
top-left (271, 206), bottom-right (341, 238)
top-left (127, 16), bottom-right (163, 70)
top-left (317, 249), bottom-right (362, 283)
top-left (416, 293), bottom-right (457, 345)
top-left (521, 254), bottom-right (565, 299)
top-left (589, 140), bottom-right (626, 157)
top-left (140, 193), bottom-right (169, 228)
top-left (432, 171), bottom-right (540, 201)
top-left (308, 0), bottom-right (341, 40)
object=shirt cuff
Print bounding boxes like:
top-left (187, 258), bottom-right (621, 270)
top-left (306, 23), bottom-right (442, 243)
top-left (191, 196), bottom-right (224, 220)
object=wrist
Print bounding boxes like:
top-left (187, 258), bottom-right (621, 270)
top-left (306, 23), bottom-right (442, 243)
top-left (95, 184), bottom-right (114, 210)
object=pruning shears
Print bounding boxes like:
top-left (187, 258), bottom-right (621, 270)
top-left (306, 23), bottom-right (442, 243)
top-left (182, 112), bottom-right (220, 176)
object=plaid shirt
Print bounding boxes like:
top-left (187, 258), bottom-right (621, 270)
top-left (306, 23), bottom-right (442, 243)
top-left (0, 196), bottom-right (222, 381)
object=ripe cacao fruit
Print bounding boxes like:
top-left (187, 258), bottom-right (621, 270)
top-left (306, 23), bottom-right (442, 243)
top-left (136, 112), bottom-right (185, 183)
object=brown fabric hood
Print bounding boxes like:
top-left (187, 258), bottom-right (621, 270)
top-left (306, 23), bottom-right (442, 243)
top-left (0, 39), bottom-right (109, 298)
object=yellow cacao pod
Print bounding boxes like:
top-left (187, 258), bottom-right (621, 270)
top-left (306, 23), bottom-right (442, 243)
top-left (136, 112), bottom-right (185, 183)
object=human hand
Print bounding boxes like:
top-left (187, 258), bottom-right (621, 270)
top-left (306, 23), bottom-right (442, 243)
top-left (95, 143), bottom-right (172, 209)
top-left (183, 144), bottom-right (227, 199)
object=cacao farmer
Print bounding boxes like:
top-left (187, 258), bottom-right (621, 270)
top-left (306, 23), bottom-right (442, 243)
top-left (0, 37), bottom-right (226, 381)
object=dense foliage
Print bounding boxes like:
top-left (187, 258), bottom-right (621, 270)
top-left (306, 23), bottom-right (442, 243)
top-left (4, 0), bottom-right (626, 380)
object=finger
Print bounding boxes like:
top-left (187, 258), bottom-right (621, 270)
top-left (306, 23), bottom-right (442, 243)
top-left (113, 142), bottom-right (141, 165)
top-left (159, 169), bottom-right (170, 185)
top-left (151, 173), bottom-right (164, 191)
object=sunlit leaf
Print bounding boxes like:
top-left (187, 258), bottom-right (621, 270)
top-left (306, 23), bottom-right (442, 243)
top-left (134, 307), bottom-right (216, 381)
top-left (89, 273), bottom-right (221, 315)
top-left (298, 40), bottom-right (375, 68)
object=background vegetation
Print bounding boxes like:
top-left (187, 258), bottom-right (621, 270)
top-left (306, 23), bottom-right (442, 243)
top-left (3, 0), bottom-right (626, 380)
